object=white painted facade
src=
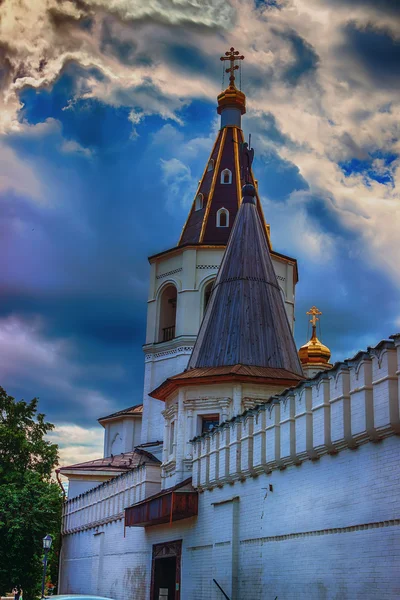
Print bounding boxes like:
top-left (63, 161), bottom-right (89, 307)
top-left (142, 245), bottom-right (296, 446)
top-left (60, 336), bottom-right (400, 599)
top-left (102, 415), bottom-right (142, 458)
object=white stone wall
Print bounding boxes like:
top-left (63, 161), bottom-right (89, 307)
top-left (161, 381), bottom-right (290, 489)
top-left (60, 435), bottom-right (400, 600)
top-left (103, 417), bottom-right (142, 457)
top-left (60, 336), bottom-right (400, 600)
top-left (141, 245), bottom-right (296, 445)
top-left (192, 339), bottom-right (400, 488)
top-left (61, 463), bottom-right (161, 535)
top-left (67, 478), bottom-right (110, 499)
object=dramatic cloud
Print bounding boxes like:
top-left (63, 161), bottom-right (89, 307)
top-left (48, 424), bottom-right (104, 468)
top-left (0, 315), bottom-right (116, 422)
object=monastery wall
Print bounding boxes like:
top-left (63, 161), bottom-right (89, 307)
top-left (192, 338), bottom-right (400, 489)
top-left (60, 336), bottom-right (400, 599)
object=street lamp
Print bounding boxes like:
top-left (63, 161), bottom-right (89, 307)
top-left (41, 535), bottom-right (53, 599)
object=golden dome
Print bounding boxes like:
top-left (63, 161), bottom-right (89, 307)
top-left (217, 85), bottom-right (246, 115)
top-left (298, 306), bottom-right (331, 366)
top-left (299, 327), bottom-right (331, 365)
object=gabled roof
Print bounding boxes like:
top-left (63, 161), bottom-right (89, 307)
top-left (187, 184), bottom-right (304, 375)
top-left (178, 126), bottom-right (270, 247)
top-left (98, 404), bottom-right (143, 425)
top-left (57, 448), bottom-right (159, 474)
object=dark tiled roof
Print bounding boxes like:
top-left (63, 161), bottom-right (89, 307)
top-left (187, 187), bottom-right (303, 375)
top-left (178, 126), bottom-right (270, 247)
top-left (98, 404), bottom-right (143, 423)
top-left (57, 448), bottom-right (159, 474)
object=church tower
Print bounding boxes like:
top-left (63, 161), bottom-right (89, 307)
top-left (141, 48), bottom-right (299, 445)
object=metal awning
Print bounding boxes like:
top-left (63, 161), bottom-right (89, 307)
top-left (125, 479), bottom-right (198, 528)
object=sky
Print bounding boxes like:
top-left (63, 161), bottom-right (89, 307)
top-left (0, 0), bottom-right (399, 467)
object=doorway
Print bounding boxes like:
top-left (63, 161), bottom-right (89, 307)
top-left (151, 540), bottom-right (182, 600)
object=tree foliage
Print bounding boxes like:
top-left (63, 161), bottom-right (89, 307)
top-left (0, 387), bottom-right (62, 600)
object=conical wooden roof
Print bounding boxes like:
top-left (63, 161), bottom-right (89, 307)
top-left (187, 184), bottom-right (303, 375)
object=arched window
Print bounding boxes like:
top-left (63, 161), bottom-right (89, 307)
top-left (203, 279), bottom-right (215, 315)
top-left (221, 168), bottom-right (232, 184)
top-left (158, 284), bottom-right (177, 342)
top-left (217, 208), bottom-right (229, 228)
top-left (207, 159), bottom-right (214, 172)
top-left (195, 193), bottom-right (204, 211)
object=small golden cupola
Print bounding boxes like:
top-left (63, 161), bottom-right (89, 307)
top-left (217, 47), bottom-right (246, 127)
top-left (299, 306), bottom-right (332, 378)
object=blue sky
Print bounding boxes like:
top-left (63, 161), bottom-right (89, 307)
top-left (0, 0), bottom-right (399, 465)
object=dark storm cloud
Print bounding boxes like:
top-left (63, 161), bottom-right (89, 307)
top-left (257, 148), bottom-right (309, 201)
top-left (305, 194), bottom-right (359, 240)
top-left (278, 30), bottom-right (319, 85)
top-left (343, 23), bottom-right (400, 87)
top-left (328, 0), bottom-right (400, 15)
top-left (100, 19), bottom-right (139, 66)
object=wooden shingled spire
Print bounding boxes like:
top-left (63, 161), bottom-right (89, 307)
top-left (187, 184), bottom-right (303, 376)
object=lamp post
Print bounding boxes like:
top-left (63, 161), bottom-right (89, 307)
top-left (41, 535), bottom-right (53, 599)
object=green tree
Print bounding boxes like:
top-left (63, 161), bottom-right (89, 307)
top-left (0, 387), bottom-right (63, 600)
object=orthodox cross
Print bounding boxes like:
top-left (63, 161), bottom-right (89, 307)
top-left (306, 306), bottom-right (322, 327)
top-left (220, 47), bottom-right (244, 88)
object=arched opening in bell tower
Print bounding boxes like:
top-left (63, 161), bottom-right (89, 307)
top-left (158, 284), bottom-right (177, 342)
top-left (203, 279), bottom-right (215, 317)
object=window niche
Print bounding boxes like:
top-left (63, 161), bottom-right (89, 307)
top-left (207, 159), bottom-right (214, 172)
top-left (203, 279), bottom-right (215, 316)
top-left (216, 208), bottom-right (229, 228)
top-left (195, 193), bottom-right (204, 211)
top-left (169, 420), bottom-right (175, 455)
top-left (200, 414), bottom-right (220, 434)
top-left (221, 168), bottom-right (232, 184)
top-left (158, 284), bottom-right (177, 342)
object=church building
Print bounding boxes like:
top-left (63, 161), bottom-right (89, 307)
top-left (58, 49), bottom-right (400, 600)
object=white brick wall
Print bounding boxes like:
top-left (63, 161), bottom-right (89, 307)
top-left (60, 336), bottom-right (400, 599)
top-left (60, 436), bottom-right (400, 600)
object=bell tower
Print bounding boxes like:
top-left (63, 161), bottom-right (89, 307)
top-left (141, 48), bottom-right (299, 444)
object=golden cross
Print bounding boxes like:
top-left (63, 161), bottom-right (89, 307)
top-left (220, 47), bottom-right (245, 88)
top-left (306, 306), bottom-right (322, 327)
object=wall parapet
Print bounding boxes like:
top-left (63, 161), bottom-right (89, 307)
top-left (61, 463), bottom-right (161, 534)
top-left (192, 335), bottom-right (400, 489)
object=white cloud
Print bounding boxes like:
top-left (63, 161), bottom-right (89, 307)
top-left (48, 424), bottom-right (104, 468)
top-left (0, 0), bottom-right (399, 289)
top-left (160, 157), bottom-right (197, 211)
top-left (60, 139), bottom-right (93, 157)
top-left (0, 143), bottom-right (43, 200)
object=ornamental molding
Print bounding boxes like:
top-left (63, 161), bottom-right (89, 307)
top-left (145, 346), bottom-right (193, 361)
top-left (162, 405), bottom-right (178, 420)
top-left (242, 397), bottom-right (270, 411)
top-left (156, 268), bottom-right (182, 280)
top-left (196, 265), bottom-right (220, 270)
top-left (184, 397), bottom-right (232, 410)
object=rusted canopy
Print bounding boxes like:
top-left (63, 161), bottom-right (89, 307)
top-left (125, 478), bottom-right (198, 528)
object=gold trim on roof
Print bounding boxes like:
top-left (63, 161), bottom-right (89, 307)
top-left (233, 127), bottom-right (241, 209)
top-left (177, 131), bottom-right (221, 246)
top-left (199, 127), bottom-right (227, 243)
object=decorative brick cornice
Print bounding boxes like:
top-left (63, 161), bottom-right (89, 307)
top-left (156, 268), bottom-right (182, 280)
